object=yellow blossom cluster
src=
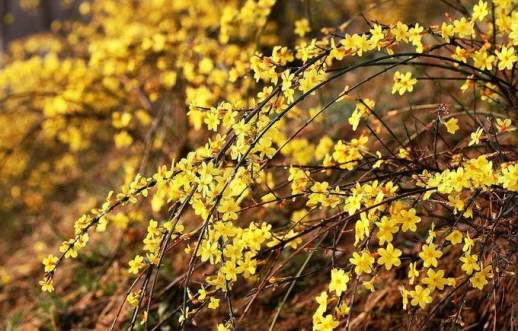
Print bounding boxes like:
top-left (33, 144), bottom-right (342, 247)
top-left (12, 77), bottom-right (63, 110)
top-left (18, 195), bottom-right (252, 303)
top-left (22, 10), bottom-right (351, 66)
top-left (15, 0), bottom-right (518, 329)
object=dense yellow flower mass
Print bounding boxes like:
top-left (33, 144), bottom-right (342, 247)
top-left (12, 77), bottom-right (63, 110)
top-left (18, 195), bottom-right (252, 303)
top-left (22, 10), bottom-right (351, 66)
top-left (0, 0), bottom-right (516, 329)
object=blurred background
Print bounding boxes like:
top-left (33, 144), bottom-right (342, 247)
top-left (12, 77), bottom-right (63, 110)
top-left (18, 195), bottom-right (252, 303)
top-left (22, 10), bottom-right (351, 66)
top-left (0, 0), bottom-right (85, 50)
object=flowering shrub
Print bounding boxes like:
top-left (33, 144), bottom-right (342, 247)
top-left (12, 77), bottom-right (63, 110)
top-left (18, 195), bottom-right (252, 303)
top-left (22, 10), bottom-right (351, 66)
top-left (1, 0), bottom-right (517, 329)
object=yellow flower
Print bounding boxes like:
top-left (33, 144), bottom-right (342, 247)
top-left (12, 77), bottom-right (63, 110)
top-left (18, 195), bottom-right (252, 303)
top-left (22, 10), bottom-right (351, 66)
top-left (448, 194), bottom-right (465, 213)
top-left (238, 252), bottom-right (257, 279)
top-left (127, 291), bottom-right (140, 307)
top-left (426, 225), bottom-right (436, 244)
top-left (363, 279), bottom-right (375, 292)
top-left (409, 285), bottom-right (432, 308)
top-left (42, 255), bottom-right (59, 273)
top-left (204, 108), bottom-right (220, 131)
top-left (444, 118), bottom-right (459, 134)
top-left (198, 287), bottom-right (207, 301)
top-left (376, 216), bottom-right (399, 245)
top-left (332, 136), bottom-right (368, 171)
top-left (329, 38), bottom-right (346, 61)
top-left (440, 22), bottom-right (454, 42)
top-left (272, 46), bottom-right (294, 65)
top-left (315, 290), bottom-right (328, 313)
top-left (114, 131), bottom-right (133, 148)
top-left (199, 57), bottom-right (214, 74)
top-left (453, 17), bottom-right (474, 38)
top-left (281, 70), bottom-right (295, 103)
top-left (453, 46), bottom-right (468, 63)
top-left (392, 71), bottom-right (417, 95)
top-left (208, 297), bottom-right (220, 309)
top-left (496, 118), bottom-right (515, 133)
top-left (400, 287), bottom-right (409, 310)
top-left (446, 230), bottom-right (463, 245)
top-left (377, 243), bottom-right (402, 270)
top-left (398, 208), bottom-right (421, 232)
top-left (348, 108), bottom-right (363, 131)
top-left (348, 99), bottom-right (374, 131)
top-left (220, 261), bottom-right (239, 282)
top-left (341, 33), bottom-right (371, 56)
top-left (369, 24), bottom-right (384, 46)
top-left (40, 279), bottom-right (55, 293)
top-left (0, 268), bottom-right (11, 285)
top-left (217, 198), bottom-right (240, 221)
top-left (315, 136), bottom-right (334, 160)
top-left (468, 127), bottom-right (483, 146)
top-left (217, 323), bottom-right (230, 331)
top-left (128, 255), bottom-right (145, 274)
top-left (499, 163), bottom-right (518, 191)
top-left (409, 24), bottom-right (424, 52)
top-left (112, 112), bottom-right (132, 129)
top-left (299, 67), bottom-right (326, 94)
top-left (161, 71), bottom-right (177, 88)
top-left (421, 269), bottom-right (447, 291)
top-left (408, 262), bottom-right (419, 285)
top-left (495, 46), bottom-right (517, 71)
top-left (472, 49), bottom-right (495, 70)
top-left (329, 268), bottom-right (350, 296)
top-left (460, 253), bottom-right (480, 275)
top-left (463, 235), bottom-right (475, 252)
top-left (354, 212), bottom-right (371, 245)
top-left (313, 314), bottom-right (339, 331)
top-left (470, 266), bottom-right (492, 289)
top-left (335, 302), bottom-right (350, 317)
top-left (349, 250), bottom-right (375, 275)
top-left (511, 19), bottom-right (518, 44)
top-left (391, 22), bottom-right (409, 42)
top-left (419, 243), bottom-right (443, 268)
top-left (207, 273), bottom-right (226, 292)
top-left (472, 0), bottom-right (488, 21)
top-left (294, 18), bottom-right (310, 37)
top-left (398, 147), bottom-right (410, 159)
